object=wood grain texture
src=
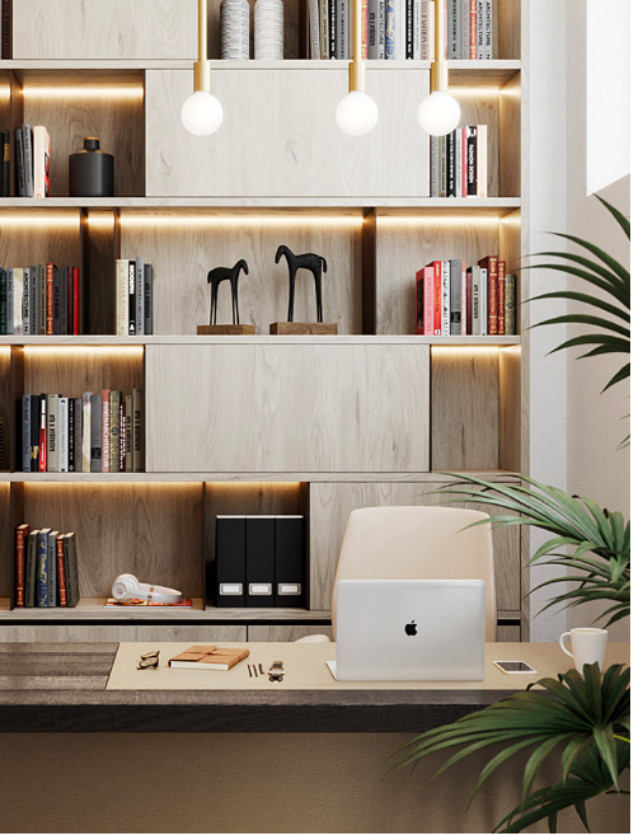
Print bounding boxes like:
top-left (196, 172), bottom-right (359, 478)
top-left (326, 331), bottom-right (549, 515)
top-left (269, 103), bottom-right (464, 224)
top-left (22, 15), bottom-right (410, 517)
top-left (23, 347), bottom-right (143, 399)
top-left (19, 73), bottom-right (144, 197)
top-left (12, 0), bottom-right (197, 60)
top-left (499, 74), bottom-right (521, 199)
top-left (498, 347), bottom-right (521, 471)
top-left (497, 625), bottom-right (521, 642)
top-left (86, 212), bottom-right (116, 334)
top-left (145, 68), bottom-right (430, 198)
top-left (498, 0), bottom-right (521, 60)
top-left (0, 485), bottom-right (11, 597)
top-left (308, 481), bottom-right (522, 613)
top-left (145, 343), bottom-right (431, 473)
top-left (22, 482), bottom-right (203, 598)
top-left (375, 216), bottom-right (501, 335)
top-left (0, 348), bottom-right (12, 471)
top-left (121, 214), bottom-right (363, 335)
top-left (248, 625), bottom-right (333, 642)
top-left (431, 348), bottom-right (499, 470)
top-left (0, 212), bottom-right (81, 269)
top-left (0, 625), bottom-right (245, 642)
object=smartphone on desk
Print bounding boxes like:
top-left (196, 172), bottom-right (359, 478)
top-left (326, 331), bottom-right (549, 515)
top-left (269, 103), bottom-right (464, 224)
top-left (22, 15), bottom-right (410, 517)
top-left (493, 660), bottom-right (537, 675)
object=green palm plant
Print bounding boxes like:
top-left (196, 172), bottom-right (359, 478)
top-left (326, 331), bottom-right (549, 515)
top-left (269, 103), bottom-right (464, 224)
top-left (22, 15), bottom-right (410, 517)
top-left (391, 664), bottom-right (630, 833)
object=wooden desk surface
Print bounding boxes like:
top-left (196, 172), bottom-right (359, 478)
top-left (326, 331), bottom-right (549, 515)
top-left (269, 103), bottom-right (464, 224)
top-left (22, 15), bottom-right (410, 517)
top-left (0, 642), bottom-right (628, 733)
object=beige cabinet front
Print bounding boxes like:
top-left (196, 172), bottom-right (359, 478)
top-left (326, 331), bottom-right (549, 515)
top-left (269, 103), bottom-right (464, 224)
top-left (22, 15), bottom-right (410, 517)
top-left (145, 343), bottom-right (430, 473)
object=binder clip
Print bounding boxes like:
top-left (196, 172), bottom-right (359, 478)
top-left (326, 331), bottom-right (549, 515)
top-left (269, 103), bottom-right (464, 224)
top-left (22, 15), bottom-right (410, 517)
top-left (268, 660), bottom-right (285, 682)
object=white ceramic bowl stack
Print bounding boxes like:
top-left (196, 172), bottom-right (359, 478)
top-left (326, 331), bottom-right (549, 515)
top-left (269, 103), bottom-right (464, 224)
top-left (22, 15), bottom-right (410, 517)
top-left (221, 0), bottom-right (250, 60)
top-left (254, 0), bottom-right (284, 60)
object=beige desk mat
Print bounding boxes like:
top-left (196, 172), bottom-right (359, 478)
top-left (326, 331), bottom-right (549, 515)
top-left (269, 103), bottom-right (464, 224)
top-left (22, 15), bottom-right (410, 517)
top-left (107, 642), bottom-right (629, 691)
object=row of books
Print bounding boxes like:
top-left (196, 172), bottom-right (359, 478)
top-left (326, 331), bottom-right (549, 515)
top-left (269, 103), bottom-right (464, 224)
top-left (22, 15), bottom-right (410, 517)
top-left (20, 389), bottom-right (144, 473)
top-left (115, 258), bottom-right (154, 336)
top-left (216, 515), bottom-right (305, 608)
top-left (416, 255), bottom-right (517, 336)
top-left (13, 123), bottom-right (51, 198)
top-left (430, 125), bottom-right (487, 198)
top-left (0, 263), bottom-right (81, 335)
top-left (15, 524), bottom-right (80, 608)
top-left (0, 130), bottom-right (9, 197)
top-left (307, 0), bottom-right (493, 60)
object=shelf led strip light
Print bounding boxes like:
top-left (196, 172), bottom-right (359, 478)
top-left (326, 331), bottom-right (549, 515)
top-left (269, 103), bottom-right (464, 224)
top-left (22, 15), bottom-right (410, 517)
top-left (181, 0), bottom-right (224, 136)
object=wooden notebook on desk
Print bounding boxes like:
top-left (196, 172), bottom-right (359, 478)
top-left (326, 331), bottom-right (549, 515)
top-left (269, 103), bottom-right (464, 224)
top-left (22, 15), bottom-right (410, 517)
top-left (168, 645), bottom-right (249, 671)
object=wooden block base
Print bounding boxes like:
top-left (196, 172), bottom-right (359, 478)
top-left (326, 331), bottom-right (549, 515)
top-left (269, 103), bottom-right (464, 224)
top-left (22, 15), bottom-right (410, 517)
top-left (197, 325), bottom-right (256, 335)
top-left (269, 322), bottom-right (338, 335)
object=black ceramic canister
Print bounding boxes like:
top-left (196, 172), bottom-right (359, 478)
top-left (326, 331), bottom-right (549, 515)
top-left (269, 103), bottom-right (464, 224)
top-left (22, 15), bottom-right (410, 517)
top-left (69, 137), bottom-right (114, 197)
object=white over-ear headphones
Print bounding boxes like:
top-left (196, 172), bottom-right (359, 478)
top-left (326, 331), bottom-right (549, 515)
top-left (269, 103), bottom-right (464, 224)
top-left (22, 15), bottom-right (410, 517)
top-left (111, 574), bottom-right (182, 604)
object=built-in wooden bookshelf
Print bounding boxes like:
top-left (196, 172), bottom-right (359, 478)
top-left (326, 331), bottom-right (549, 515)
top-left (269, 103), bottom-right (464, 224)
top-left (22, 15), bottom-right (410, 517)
top-left (0, 0), bottom-right (527, 643)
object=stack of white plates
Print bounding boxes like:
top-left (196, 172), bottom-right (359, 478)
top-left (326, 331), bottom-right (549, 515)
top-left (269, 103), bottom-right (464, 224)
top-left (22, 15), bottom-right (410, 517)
top-left (254, 0), bottom-right (284, 60)
top-left (221, 0), bottom-right (250, 60)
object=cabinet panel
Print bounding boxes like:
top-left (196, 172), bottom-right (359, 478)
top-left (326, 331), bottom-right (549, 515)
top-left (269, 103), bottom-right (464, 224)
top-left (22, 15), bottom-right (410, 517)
top-left (0, 625), bottom-right (245, 642)
top-left (145, 69), bottom-right (430, 198)
top-left (12, 0), bottom-right (197, 60)
top-left (146, 344), bottom-right (430, 473)
top-left (248, 625), bottom-right (333, 642)
top-left (309, 482), bottom-right (521, 613)
top-left (497, 625), bottom-right (521, 642)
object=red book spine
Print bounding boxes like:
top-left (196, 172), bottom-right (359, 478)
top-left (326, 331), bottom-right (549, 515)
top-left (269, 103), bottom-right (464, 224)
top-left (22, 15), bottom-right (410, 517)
top-left (497, 260), bottom-right (506, 335)
top-left (73, 267), bottom-right (80, 335)
top-left (361, 0), bottom-right (368, 58)
top-left (119, 400), bottom-right (126, 471)
top-left (56, 535), bottom-right (67, 607)
top-left (479, 255), bottom-right (498, 335)
top-left (101, 390), bottom-right (110, 473)
top-left (432, 261), bottom-right (442, 335)
top-left (46, 262), bottom-right (54, 335)
top-left (38, 395), bottom-right (47, 471)
top-left (424, 267), bottom-right (434, 336)
top-left (469, 1), bottom-right (477, 58)
top-left (15, 524), bottom-right (29, 607)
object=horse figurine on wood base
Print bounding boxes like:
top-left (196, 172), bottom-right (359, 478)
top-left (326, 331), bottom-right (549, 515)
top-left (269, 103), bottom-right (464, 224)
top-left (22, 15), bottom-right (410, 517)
top-left (275, 245), bottom-right (327, 323)
top-left (207, 259), bottom-right (249, 325)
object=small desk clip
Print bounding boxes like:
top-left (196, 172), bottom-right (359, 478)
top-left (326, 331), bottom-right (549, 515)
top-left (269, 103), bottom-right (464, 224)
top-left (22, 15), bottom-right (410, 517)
top-left (268, 660), bottom-right (284, 682)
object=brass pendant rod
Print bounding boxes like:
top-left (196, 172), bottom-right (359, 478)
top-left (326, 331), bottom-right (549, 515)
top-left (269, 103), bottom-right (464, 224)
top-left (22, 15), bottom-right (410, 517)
top-left (430, 0), bottom-right (448, 93)
top-left (348, 0), bottom-right (366, 93)
top-left (194, 0), bottom-right (211, 93)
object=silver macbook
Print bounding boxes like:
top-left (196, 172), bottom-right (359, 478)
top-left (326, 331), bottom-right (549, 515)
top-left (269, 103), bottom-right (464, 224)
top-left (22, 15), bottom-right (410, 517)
top-left (329, 579), bottom-right (486, 681)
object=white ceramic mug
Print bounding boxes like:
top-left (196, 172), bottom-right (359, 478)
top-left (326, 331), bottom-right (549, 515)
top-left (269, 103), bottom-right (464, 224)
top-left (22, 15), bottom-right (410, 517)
top-left (559, 627), bottom-right (608, 671)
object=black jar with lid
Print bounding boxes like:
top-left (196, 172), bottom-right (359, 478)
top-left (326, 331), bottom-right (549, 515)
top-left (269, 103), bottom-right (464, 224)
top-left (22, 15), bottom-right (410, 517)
top-left (69, 137), bottom-right (114, 197)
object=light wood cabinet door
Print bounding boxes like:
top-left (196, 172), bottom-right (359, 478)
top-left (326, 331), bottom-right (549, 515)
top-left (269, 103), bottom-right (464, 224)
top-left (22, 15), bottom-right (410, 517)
top-left (145, 68), bottom-right (430, 198)
top-left (145, 343), bottom-right (430, 473)
top-left (309, 482), bottom-right (522, 614)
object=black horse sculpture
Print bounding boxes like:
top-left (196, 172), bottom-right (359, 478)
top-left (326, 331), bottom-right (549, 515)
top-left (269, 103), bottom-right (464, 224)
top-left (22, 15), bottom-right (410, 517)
top-left (206, 259), bottom-right (249, 325)
top-left (275, 245), bottom-right (327, 323)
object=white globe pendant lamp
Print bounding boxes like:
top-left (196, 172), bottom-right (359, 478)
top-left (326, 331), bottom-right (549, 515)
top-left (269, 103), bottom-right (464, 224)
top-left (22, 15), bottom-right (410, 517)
top-left (336, 0), bottom-right (378, 136)
top-left (181, 0), bottom-right (224, 136)
top-left (418, 0), bottom-right (461, 136)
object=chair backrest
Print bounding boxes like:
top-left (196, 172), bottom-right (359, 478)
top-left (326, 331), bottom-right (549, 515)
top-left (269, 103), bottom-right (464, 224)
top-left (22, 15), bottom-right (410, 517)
top-left (331, 506), bottom-right (497, 641)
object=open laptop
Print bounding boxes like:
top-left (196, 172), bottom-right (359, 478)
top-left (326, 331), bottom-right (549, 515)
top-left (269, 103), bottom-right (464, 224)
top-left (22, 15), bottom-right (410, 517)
top-left (328, 578), bottom-right (486, 681)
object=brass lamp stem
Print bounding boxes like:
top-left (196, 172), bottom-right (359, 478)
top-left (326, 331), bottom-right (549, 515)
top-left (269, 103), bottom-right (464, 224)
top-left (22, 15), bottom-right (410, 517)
top-left (194, 0), bottom-right (211, 93)
top-left (348, 0), bottom-right (366, 92)
top-left (430, 0), bottom-right (448, 93)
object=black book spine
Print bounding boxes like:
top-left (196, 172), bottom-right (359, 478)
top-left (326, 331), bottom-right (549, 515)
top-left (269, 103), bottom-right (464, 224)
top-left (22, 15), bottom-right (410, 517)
top-left (329, 0), bottom-right (337, 58)
top-left (0, 269), bottom-right (6, 335)
top-left (128, 260), bottom-right (136, 335)
top-left (215, 516), bottom-right (246, 607)
top-left (246, 516), bottom-right (275, 607)
top-left (30, 395), bottom-right (39, 471)
top-left (68, 397), bottom-right (75, 472)
top-left (467, 125), bottom-right (477, 196)
top-left (52, 266), bottom-right (61, 334)
top-left (1, 1), bottom-right (12, 60)
top-left (14, 128), bottom-right (24, 197)
top-left (446, 130), bottom-right (456, 197)
top-left (143, 264), bottom-right (153, 335)
top-left (60, 266), bottom-right (69, 335)
top-left (406, 0), bottom-right (414, 58)
top-left (274, 516), bottom-right (306, 607)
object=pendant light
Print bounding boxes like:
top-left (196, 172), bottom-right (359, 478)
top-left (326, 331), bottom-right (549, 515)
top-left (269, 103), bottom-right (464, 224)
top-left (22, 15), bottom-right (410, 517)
top-left (336, 0), bottom-right (379, 136)
top-left (181, 0), bottom-right (224, 136)
top-left (417, 0), bottom-right (461, 136)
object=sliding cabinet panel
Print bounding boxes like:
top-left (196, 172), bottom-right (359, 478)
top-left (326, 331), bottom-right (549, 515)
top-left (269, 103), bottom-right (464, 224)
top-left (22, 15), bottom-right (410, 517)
top-left (120, 212), bottom-right (363, 335)
top-left (0, 625), bottom-right (246, 642)
top-left (12, 0), bottom-right (197, 59)
top-left (145, 68), bottom-right (430, 198)
top-left (309, 481), bottom-right (521, 613)
top-left (248, 625), bottom-right (333, 642)
top-left (497, 625), bottom-right (521, 642)
top-left (146, 344), bottom-right (430, 473)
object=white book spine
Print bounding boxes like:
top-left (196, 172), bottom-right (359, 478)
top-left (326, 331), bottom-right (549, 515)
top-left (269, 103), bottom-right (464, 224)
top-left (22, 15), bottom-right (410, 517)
top-left (32, 126), bottom-right (50, 199)
top-left (430, 136), bottom-right (439, 197)
top-left (6, 269), bottom-right (14, 334)
top-left (135, 256), bottom-right (145, 337)
top-left (368, 0), bottom-right (379, 57)
top-left (455, 129), bottom-right (462, 197)
top-left (116, 259), bottom-right (129, 336)
top-left (82, 392), bottom-right (92, 473)
top-left (14, 267), bottom-right (24, 335)
top-left (308, 0), bottom-right (321, 58)
top-left (461, 0), bottom-right (470, 60)
top-left (472, 269), bottom-right (481, 335)
top-left (378, 0), bottom-right (386, 57)
top-left (413, 0), bottom-right (421, 58)
top-left (319, 0), bottom-right (329, 59)
top-left (460, 264), bottom-right (467, 335)
top-left (483, 0), bottom-right (492, 58)
top-left (429, 1), bottom-right (435, 60)
top-left (420, 0), bottom-right (430, 59)
top-left (477, 0), bottom-right (484, 57)
top-left (476, 124), bottom-right (487, 197)
top-left (441, 261), bottom-right (450, 336)
top-left (396, 0), bottom-right (406, 59)
top-left (58, 397), bottom-right (69, 472)
top-left (480, 267), bottom-right (488, 335)
top-left (338, 0), bottom-right (349, 59)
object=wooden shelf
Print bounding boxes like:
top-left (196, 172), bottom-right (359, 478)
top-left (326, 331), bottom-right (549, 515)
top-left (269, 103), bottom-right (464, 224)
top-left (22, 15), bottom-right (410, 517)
top-left (0, 335), bottom-right (521, 346)
top-left (0, 197), bottom-right (522, 209)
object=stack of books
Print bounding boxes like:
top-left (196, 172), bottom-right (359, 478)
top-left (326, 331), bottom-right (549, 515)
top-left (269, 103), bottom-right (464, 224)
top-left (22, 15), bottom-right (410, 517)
top-left (115, 257), bottom-right (154, 336)
top-left (0, 262), bottom-right (81, 335)
top-left (15, 524), bottom-right (79, 608)
top-left (307, 0), bottom-right (493, 60)
top-left (430, 126), bottom-right (487, 198)
top-left (20, 388), bottom-right (144, 473)
top-left (14, 123), bottom-right (51, 198)
top-left (416, 254), bottom-right (517, 336)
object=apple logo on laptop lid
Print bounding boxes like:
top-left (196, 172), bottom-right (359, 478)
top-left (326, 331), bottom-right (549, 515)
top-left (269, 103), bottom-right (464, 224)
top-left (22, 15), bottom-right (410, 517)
top-left (405, 620), bottom-right (418, 636)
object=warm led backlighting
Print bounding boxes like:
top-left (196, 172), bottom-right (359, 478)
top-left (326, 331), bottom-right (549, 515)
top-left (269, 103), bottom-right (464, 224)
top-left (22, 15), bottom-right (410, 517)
top-left (377, 215), bottom-right (504, 227)
top-left (0, 214), bottom-right (79, 228)
top-left (23, 346), bottom-right (144, 359)
top-left (86, 214), bottom-right (116, 229)
top-left (23, 86), bottom-right (144, 100)
top-left (120, 214), bottom-right (364, 228)
top-left (431, 346), bottom-right (502, 358)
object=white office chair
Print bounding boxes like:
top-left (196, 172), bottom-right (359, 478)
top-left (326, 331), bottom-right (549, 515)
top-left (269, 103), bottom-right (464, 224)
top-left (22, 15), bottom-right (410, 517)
top-left (297, 505), bottom-right (497, 642)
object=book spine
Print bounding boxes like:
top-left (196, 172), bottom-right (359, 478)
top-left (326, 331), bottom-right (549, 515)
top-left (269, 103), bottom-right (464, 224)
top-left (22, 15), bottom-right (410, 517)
top-left (439, 135), bottom-right (447, 197)
top-left (52, 266), bottom-right (61, 334)
top-left (101, 390), bottom-right (110, 473)
top-left (432, 260), bottom-right (442, 335)
top-left (68, 396), bottom-right (76, 472)
top-left (378, 0), bottom-right (386, 57)
top-left (446, 130), bottom-right (456, 196)
top-left (60, 266), bottom-right (68, 335)
top-left (6, 268), bottom-right (14, 334)
top-left (30, 265), bottom-right (39, 336)
top-left (497, 259), bottom-right (506, 335)
top-left (143, 264), bottom-right (153, 335)
top-left (46, 393), bottom-right (59, 473)
top-left (33, 125), bottom-right (50, 198)
top-left (58, 396), bottom-right (68, 472)
top-left (319, 0), bottom-right (329, 59)
top-left (385, 0), bottom-right (395, 58)
top-left (477, 0), bottom-right (483, 57)
top-left (14, 128), bottom-right (24, 197)
top-left (38, 264), bottom-right (47, 334)
top-left (329, 0), bottom-right (337, 58)
top-left (505, 274), bottom-right (517, 336)
top-left (308, 0), bottom-right (321, 58)
top-left (466, 125), bottom-right (477, 195)
top-left (109, 390), bottom-right (121, 473)
top-left (15, 524), bottom-right (29, 608)
top-left (465, 267), bottom-right (473, 334)
top-left (0, 268), bottom-right (6, 334)
top-left (454, 128), bottom-right (462, 198)
top-left (483, 0), bottom-right (492, 58)
top-left (45, 263), bottom-right (54, 334)
top-left (468, 0), bottom-right (476, 57)
top-left (448, 0), bottom-right (458, 58)
top-left (135, 256), bottom-right (145, 336)
top-left (22, 395), bottom-right (31, 472)
top-left (430, 135), bottom-right (439, 197)
top-left (441, 260), bottom-right (450, 336)
top-left (81, 392), bottom-right (92, 473)
top-left (449, 259), bottom-right (461, 335)
top-left (119, 399), bottom-right (126, 472)
top-left (30, 396), bottom-right (39, 471)
top-left (128, 260), bottom-right (136, 335)
top-left (368, 0), bottom-right (379, 57)
top-left (56, 535), bottom-right (68, 607)
top-left (423, 266), bottom-right (433, 336)
top-left (25, 531), bottom-right (37, 608)
top-left (337, 0), bottom-right (348, 59)
top-left (480, 255), bottom-right (498, 335)
top-left (460, 0), bottom-right (469, 59)
top-left (13, 266), bottom-right (23, 334)
top-left (36, 530), bottom-right (49, 607)
top-left (460, 262), bottom-right (468, 335)
top-left (472, 267), bottom-right (481, 335)
top-left (23, 267), bottom-right (30, 335)
top-left (38, 394), bottom-right (47, 471)
top-left (412, 0), bottom-right (421, 58)
top-left (132, 387), bottom-right (143, 473)
top-left (476, 124), bottom-right (487, 197)
top-left (90, 394), bottom-right (102, 472)
top-left (47, 531), bottom-right (58, 608)
top-left (480, 267), bottom-right (487, 335)
top-left (406, 0), bottom-right (414, 58)
top-left (362, 0), bottom-right (369, 57)
top-left (125, 394), bottom-right (133, 473)
top-left (64, 532), bottom-right (80, 607)
top-left (420, 0), bottom-right (430, 58)
top-left (73, 267), bottom-right (80, 334)
top-left (22, 124), bottom-right (33, 197)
